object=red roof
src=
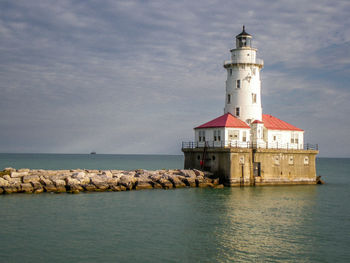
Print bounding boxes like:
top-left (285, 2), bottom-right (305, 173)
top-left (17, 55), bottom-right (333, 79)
top-left (252, 120), bottom-right (263, 124)
top-left (195, 113), bottom-right (250, 129)
top-left (262, 114), bottom-right (303, 131)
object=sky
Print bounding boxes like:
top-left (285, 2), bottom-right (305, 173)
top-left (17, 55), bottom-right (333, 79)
top-left (0, 0), bottom-right (350, 157)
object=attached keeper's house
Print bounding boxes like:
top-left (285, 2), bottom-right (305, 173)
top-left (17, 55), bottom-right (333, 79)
top-left (194, 113), bottom-right (304, 149)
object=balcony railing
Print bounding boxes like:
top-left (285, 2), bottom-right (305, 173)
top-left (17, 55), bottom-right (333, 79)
top-left (224, 58), bottom-right (264, 66)
top-left (182, 141), bottom-right (318, 151)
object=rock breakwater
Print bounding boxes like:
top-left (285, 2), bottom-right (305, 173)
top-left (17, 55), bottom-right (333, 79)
top-left (0, 168), bottom-right (223, 194)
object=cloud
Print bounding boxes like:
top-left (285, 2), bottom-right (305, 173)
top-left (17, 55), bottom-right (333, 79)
top-left (0, 0), bottom-right (349, 156)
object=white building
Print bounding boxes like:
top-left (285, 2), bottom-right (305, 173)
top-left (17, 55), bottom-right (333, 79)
top-left (194, 26), bottom-right (304, 149)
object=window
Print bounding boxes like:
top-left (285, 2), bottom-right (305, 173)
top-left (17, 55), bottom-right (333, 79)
top-left (243, 131), bottom-right (247, 142)
top-left (235, 107), bottom-right (240, 117)
top-left (229, 69), bottom-right (232, 76)
top-left (291, 133), bottom-right (299, 144)
top-left (228, 130), bottom-right (239, 140)
top-left (273, 134), bottom-right (281, 141)
top-left (233, 130), bottom-right (239, 139)
top-left (252, 93), bottom-right (257, 103)
top-left (236, 79), bottom-right (241, 89)
top-left (199, 130), bottom-right (206, 142)
top-left (214, 130), bottom-right (221, 141)
top-left (227, 94), bottom-right (231, 104)
top-left (289, 156), bottom-right (294, 165)
top-left (274, 155), bottom-right (280, 166)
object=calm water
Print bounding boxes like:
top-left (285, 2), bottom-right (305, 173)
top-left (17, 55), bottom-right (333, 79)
top-left (0, 154), bottom-right (349, 262)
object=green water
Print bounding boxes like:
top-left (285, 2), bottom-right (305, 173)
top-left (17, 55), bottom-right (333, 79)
top-left (0, 155), bottom-right (349, 262)
top-left (0, 153), bottom-right (184, 170)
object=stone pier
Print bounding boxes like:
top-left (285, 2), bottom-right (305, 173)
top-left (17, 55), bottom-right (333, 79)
top-left (0, 168), bottom-right (222, 194)
top-left (183, 147), bottom-right (318, 186)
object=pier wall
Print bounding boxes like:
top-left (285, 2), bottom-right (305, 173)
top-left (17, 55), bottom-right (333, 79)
top-left (182, 148), bottom-right (318, 186)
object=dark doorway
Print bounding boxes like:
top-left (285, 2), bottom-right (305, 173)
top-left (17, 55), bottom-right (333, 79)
top-left (253, 162), bottom-right (261, 177)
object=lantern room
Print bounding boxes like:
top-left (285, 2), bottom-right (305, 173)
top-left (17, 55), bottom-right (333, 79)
top-left (236, 25), bottom-right (252, 48)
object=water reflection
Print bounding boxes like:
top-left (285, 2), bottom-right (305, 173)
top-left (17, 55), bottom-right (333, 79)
top-left (211, 186), bottom-right (318, 262)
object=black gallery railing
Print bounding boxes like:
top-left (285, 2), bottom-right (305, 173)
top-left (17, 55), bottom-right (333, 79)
top-left (182, 141), bottom-right (319, 150)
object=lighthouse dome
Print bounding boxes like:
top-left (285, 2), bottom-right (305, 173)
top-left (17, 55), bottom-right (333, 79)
top-left (236, 26), bottom-right (252, 48)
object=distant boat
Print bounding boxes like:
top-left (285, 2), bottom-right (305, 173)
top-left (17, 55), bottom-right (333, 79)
top-left (90, 152), bottom-right (96, 155)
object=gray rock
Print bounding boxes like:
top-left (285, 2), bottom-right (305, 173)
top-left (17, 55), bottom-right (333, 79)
top-left (106, 177), bottom-right (119, 188)
top-left (40, 178), bottom-right (57, 192)
top-left (11, 171), bottom-right (28, 178)
top-left (102, 171), bottom-right (113, 178)
top-left (72, 172), bottom-right (90, 185)
top-left (181, 177), bottom-right (196, 187)
top-left (157, 178), bottom-right (173, 189)
top-left (119, 176), bottom-right (135, 190)
top-left (84, 184), bottom-right (98, 191)
top-left (0, 177), bottom-right (9, 187)
top-left (179, 170), bottom-right (197, 178)
top-left (67, 184), bottom-right (83, 193)
top-left (195, 176), bottom-right (205, 184)
top-left (135, 181), bottom-right (153, 190)
top-left (193, 169), bottom-right (204, 177)
top-left (211, 178), bottom-right (220, 185)
top-left (3, 185), bottom-right (18, 194)
top-left (4, 167), bottom-right (15, 172)
top-left (148, 174), bottom-right (162, 182)
top-left (90, 177), bottom-right (109, 191)
top-left (109, 185), bottom-right (122, 191)
top-left (198, 182), bottom-right (214, 188)
top-left (71, 171), bottom-right (86, 178)
top-left (3, 175), bottom-right (21, 184)
top-left (52, 179), bottom-right (66, 186)
top-left (66, 177), bottom-right (84, 192)
top-left (66, 177), bottom-right (80, 185)
top-left (166, 175), bottom-right (187, 188)
top-left (31, 181), bottom-right (44, 193)
top-left (18, 168), bottom-right (30, 172)
top-left (23, 175), bottom-right (40, 183)
top-left (21, 183), bottom-right (34, 193)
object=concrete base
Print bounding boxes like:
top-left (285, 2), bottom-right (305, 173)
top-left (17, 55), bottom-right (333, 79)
top-left (182, 147), bottom-right (318, 186)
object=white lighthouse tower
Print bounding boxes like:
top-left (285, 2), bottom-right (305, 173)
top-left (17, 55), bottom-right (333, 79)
top-left (224, 26), bottom-right (264, 125)
top-left (191, 26), bottom-right (305, 150)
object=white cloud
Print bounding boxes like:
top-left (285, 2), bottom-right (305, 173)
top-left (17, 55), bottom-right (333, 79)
top-left (0, 0), bottom-right (349, 156)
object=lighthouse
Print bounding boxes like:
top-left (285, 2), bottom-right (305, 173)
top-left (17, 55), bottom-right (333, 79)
top-left (191, 26), bottom-right (305, 149)
top-left (182, 26), bottom-right (318, 186)
top-left (224, 26), bottom-right (263, 124)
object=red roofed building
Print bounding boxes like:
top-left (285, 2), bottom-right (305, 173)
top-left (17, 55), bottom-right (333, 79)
top-left (194, 112), bottom-right (304, 149)
top-left (195, 113), bottom-right (250, 129)
top-left (194, 113), bottom-right (251, 147)
top-left (262, 114), bottom-right (303, 131)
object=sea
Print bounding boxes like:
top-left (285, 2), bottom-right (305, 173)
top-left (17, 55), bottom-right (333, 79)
top-left (0, 153), bottom-right (349, 262)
